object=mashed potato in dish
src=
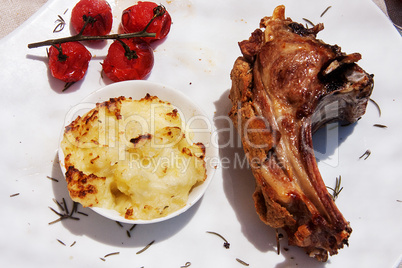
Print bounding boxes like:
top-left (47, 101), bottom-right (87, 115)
top-left (61, 94), bottom-right (207, 220)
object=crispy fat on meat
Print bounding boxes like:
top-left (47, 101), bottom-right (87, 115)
top-left (229, 5), bottom-right (373, 261)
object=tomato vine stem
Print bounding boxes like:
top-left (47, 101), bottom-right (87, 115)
top-left (28, 4), bottom-right (167, 49)
top-left (51, 44), bottom-right (67, 62)
top-left (116, 39), bottom-right (138, 60)
top-left (78, 15), bottom-right (97, 35)
top-left (28, 31), bottom-right (156, 49)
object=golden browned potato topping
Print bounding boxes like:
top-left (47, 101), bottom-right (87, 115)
top-left (61, 94), bottom-right (206, 220)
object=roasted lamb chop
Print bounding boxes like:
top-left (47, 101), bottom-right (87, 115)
top-left (229, 5), bottom-right (373, 261)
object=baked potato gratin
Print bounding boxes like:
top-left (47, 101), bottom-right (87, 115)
top-left (61, 94), bottom-right (207, 220)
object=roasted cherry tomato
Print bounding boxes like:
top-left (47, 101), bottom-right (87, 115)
top-left (121, 2), bottom-right (171, 43)
top-left (71, 0), bottom-right (113, 37)
top-left (48, 42), bottom-right (92, 82)
top-left (102, 38), bottom-right (154, 81)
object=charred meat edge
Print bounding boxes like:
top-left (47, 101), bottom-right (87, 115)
top-left (229, 5), bottom-right (373, 261)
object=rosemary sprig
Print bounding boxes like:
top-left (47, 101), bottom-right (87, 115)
top-left (62, 197), bottom-right (69, 215)
top-left (373, 124), bottom-right (387, 128)
top-left (77, 211), bottom-right (88, 216)
top-left (303, 18), bottom-right (315, 27)
top-left (48, 198), bottom-right (86, 225)
top-left (136, 240), bottom-right (155, 254)
top-left (327, 176), bottom-right (343, 201)
top-left (47, 176), bottom-right (59, 182)
top-left (28, 4), bottom-right (166, 49)
top-left (236, 258), bottom-right (250, 266)
top-left (53, 15), bottom-right (66, 33)
top-left (49, 206), bottom-right (63, 217)
top-left (206, 231), bottom-right (230, 249)
top-left (57, 239), bottom-right (66, 246)
top-left (126, 224), bottom-right (137, 238)
top-left (320, 6), bottom-right (332, 17)
top-left (52, 198), bottom-right (65, 211)
top-left (369, 98), bottom-right (381, 117)
top-left (359, 149), bottom-right (371, 160)
top-left (63, 82), bottom-right (75, 92)
top-left (129, 224), bottom-right (137, 231)
top-left (104, 252), bottom-right (120, 258)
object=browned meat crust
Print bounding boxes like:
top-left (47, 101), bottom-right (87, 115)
top-left (229, 5), bottom-right (373, 261)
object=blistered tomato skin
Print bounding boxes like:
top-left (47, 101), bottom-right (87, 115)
top-left (102, 39), bottom-right (154, 82)
top-left (48, 42), bottom-right (92, 83)
top-left (71, 0), bottom-right (113, 37)
top-left (121, 1), bottom-right (172, 43)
